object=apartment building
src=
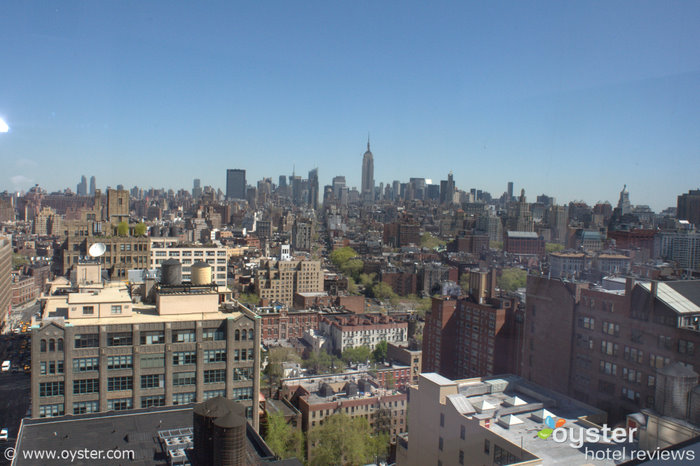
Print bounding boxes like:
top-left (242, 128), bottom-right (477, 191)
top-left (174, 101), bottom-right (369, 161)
top-left (399, 373), bottom-right (612, 466)
top-left (149, 237), bottom-right (228, 285)
top-left (32, 265), bottom-right (261, 430)
top-left (256, 259), bottom-right (323, 307)
top-left (386, 342), bottom-right (422, 384)
top-left (256, 306), bottom-right (320, 341)
top-left (281, 372), bottom-right (407, 461)
top-left (423, 296), bottom-right (522, 380)
top-left (523, 275), bottom-right (700, 423)
top-left (61, 236), bottom-right (150, 279)
top-left (318, 313), bottom-right (407, 353)
top-left (504, 231), bottom-right (545, 257)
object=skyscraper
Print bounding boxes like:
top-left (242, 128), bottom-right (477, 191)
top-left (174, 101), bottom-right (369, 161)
top-left (617, 184), bottom-right (631, 215)
top-left (192, 178), bottom-right (202, 199)
top-left (77, 175), bottom-right (87, 196)
top-left (361, 138), bottom-right (374, 203)
top-left (507, 181), bottom-right (514, 201)
top-left (308, 168), bottom-right (319, 209)
top-left (89, 176), bottom-right (96, 196)
top-left (226, 169), bottom-right (246, 200)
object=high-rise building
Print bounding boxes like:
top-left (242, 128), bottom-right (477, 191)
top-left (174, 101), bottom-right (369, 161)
top-left (89, 176), bottom-right (96, 196)
top-left (308, 168), bottom-right (319, 209)
top-left (226, 169), bottom-right (246, 200)
top-left (440, 172), bottom-right (455, 205)
top-left (331, 176), bottom-right (346, 200)
top-left (256, 259), bottom-right (323, 306)
top-left (507, 181), bottom-right (514, 201)
top-left (618, 184), bottom-right (632, 215)
top-left (361, 138), bottom-right (374, 203)
top-left (77, 176), bottom-right (88, 196)
top-left (192, 178), bottom-right (202, 199)
top-left (107, 188), bottom-right (130, 224)
top-left (677, 189), bottom-right (700, 226)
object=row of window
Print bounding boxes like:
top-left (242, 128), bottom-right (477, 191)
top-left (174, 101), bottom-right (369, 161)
top-left (70, 327), bottom-right (250, 349)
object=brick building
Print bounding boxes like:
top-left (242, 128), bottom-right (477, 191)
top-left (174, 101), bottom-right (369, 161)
top-left (256, 306), bottom-right (320, 341)
top-left (522, 275), bottom-right (700, 422)
top-left (319, 314), bottom-right (407, 353)
top-left (504, 231), bottom-right (545, 257)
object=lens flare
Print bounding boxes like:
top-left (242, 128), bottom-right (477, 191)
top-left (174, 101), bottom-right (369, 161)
top-left (0, 118), bottom-right (9, 133)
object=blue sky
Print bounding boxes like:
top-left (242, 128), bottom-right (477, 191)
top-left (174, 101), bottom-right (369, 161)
top-left (1, 1), bottom-right (699, 210)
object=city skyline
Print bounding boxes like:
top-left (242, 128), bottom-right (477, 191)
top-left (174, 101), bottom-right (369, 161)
top-left (1, 1), bottom-right (699, 211)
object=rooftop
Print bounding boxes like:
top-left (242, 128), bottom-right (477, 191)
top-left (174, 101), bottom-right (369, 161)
top-left (507, 231), bottom-right (540, 239)
top-left (640, 281), bottom-right (700, 315)
top-left (14, 405), bottom-right (298, 466)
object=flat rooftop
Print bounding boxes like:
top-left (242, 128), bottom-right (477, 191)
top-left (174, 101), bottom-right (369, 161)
top-left (14, 405), bottom-right (298, 466)
top-left (443, 375), bottom-right (633, 465)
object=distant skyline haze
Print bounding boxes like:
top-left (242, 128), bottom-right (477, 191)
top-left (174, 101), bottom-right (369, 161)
top-left (1, 1), bottom-right (699, 211)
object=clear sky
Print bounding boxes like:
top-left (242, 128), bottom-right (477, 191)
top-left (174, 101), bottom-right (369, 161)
top-left (1, 1), bottom-right (699, 211)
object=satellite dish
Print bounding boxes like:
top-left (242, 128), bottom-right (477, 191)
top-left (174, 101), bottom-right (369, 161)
top-left (88, 243), bottom-right (106, 258)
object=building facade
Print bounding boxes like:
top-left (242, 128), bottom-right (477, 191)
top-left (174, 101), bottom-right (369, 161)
top-left (318, 313), bottom-right (408, 353)
top-left (32, 277), bottom-right (261, 430)
top-left (149, 238), bottom-right (228, 285)
top-left (256, 259), bottom-right (323, 307)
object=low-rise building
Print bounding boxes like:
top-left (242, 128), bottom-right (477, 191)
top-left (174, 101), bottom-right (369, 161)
top-left (149, 238), bottom-right (228, 286)
top-left (399, 373), bottom-right (625, 466)
top-left (256, 306), bottom-right (320, 342)
top-left (505, 231), bottom-right (545, 257)
top-left (319, 314), bottom-right (408, 353)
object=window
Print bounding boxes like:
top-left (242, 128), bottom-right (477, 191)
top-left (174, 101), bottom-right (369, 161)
top-left (232, 387), bottom-right (253, 400)
top-left (173, 392), bottom-right (196, 405)
top-left (73, 401), bottom-right (98, 415)
top-left (141, 354), bottom-right (165, 368)
top-left (494, 445), bottom-right (519, 466)
top-left (108, 376), bottom-right (133, 391)
top-left (40, 339), bottom-right (47, 352)
top-left (658, 335), bottom-right (672, 350)
top-left (678, 339), bottom-right (695, 355)
top-left (141, 374), bottom-right (164, 389)
top-left (204, 349), bottom-right (226, 363)
top-left (202, 328), bottom-right (224, 341)
top-left (602, 321), bottom-right (619, 336)
top-left (248, 329), bottom-right (254, 340)
top-left (57, 338), bottom-right (64, 351)
top-left (579, 316), bottom-right (595, 330)
top-left (203, 390), bottom-right (225, 401)
top-left (460, 425), bottom-right (466, 440)
top-left (39, 382), bottom-right (64, 397)
top-left (107, 355), bottom-right (133, 369)
top-left (438, 436), bottom-right (443, 451)
top-left (173, 372), bottom-right (196, 386)
top-left (141, 395), bottom-right (165, 408)
top-left (204, 369), bottom-right (225, 384)
top-left (173, 351), bottom-right (196, 365)
top-left (49, 339), bottom-right (55, 351)
top-left (108, 332), bottom-right (132, 346)
top-left (233, 367), bottom-right (253, 381)
top-left (600, 340), bottom-right (618, 356)
top-left (73, 357), bottom-right (99, 372)
top-left (648, 375), bottom-right (656, 387)
top-left (459, 450), bottom-right (465, 465)
top-left (173, 330), bottom-right (196, 343)
top-left (141, 331), bottom-right (165, 345)
top-left (649, 354), bottom-right (669, 369)
top-left (73, 379), bottom-right (99, 394)
top-left (39, 404), bottom-right (64, 418)
top-left (599, 360), bottom-right (617, 376)
top-left (484, 439), bottom-right (490, 454)
top-left (82, 305), bottom-right (94, 315)
top-left (111, 305), bottom-right (122, 314)
top-left (108, 398), bottom-right (133, 411)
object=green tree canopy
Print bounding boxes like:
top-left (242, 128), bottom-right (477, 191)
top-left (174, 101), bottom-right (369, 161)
top-left (116, 221), bottom-right (129, 236)
top-left (134, 222), bottom-right (147, 236)
top-left (546, 242), bottom-right (565, 253)
top-left (498, 268), bottom-right (527, 292)
top-left (342, 345), bottom-right (372, 365)
top-left (358, 272), bottom-right (376, 288)
top-left (371, 282), bottom-right (397, 301)
top-left (420, 233), bottom-right (446, 249)
top-left (265, 347), bottom-right (301, 390)
top-left (238, 292), bottom-right (260, 307)
top-left (330, 246), bottom-right (358, 268)
top-left (372, 340), bottom-right (388, 363)
top-left (340, 258), bottom-right (364, 280)
top-left (264, 412), bottom-right (304, 461)
top-left (308, 413), bottom-right (387, 466)
top-left (303, 350), bottom-right (341, 374)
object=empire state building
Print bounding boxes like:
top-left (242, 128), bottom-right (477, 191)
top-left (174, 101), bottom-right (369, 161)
top-left (361, 138), bottom-right (374, 203)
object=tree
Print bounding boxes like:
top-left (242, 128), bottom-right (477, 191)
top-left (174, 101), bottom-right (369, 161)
top-left (371, 282), bottom-right (397, 302)
top-left (498, 268), bottom-right (527, 292)
top-left (265, 412), bottom-right (304, 461)
top-left (372, 340), bottom-right (388, 363)
top-left (330, 246), bottom-right (358, 268)
top-left (340, 258), bottom-right (364, 280)
top-left (12, 253), bottom-right (28, 269)
top-left (459, 273), bottom-right (470, 293)
top-left (238, 292), bottom-right (259, 307)
top-left (117, 221), bottom-right (129, 236)
top-left (134, 222), bottom-right (147, 237)
top-left (308, 413), bottom-right (385, 466)
top-left (546, 242), bottom-right (565, 253)
top-left (346, 277), bottom-right (359, 295)
top-left (342, 345), bottom-right (371, 365)
top-left (265, 347), bottom-right (300, 392)
top-left (358, 272), bottom-right (376, 288)
top-left (420, 233), bottom-right (446, 250)
top-left (303, 350), bottom-right (341, 374)
top-left (490, 241), bottom-right (503, 250)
